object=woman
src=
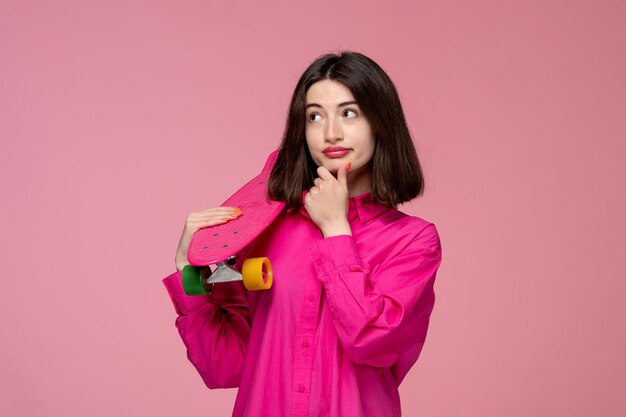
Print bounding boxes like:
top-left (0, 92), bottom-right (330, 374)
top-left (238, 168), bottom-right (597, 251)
top-left (163, 51), bottom-right (443, 417)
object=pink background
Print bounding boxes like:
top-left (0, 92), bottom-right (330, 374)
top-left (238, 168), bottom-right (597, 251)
top-left (1, 1), bottom-right (625, 416)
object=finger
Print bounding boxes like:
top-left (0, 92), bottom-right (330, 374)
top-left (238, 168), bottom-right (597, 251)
top-left (317, 166), bottom-right (335, 182)
top-left (303, 192), bottom-right (313, 207)
top-left (190, 209), bottom-right (242, 221)
top-left (216, 206), bottom-right (243, 214)
top-left (204, 217), bottom-right (231, 227)
top-left (337, 161), bottom-right (350, 191)
top-left (204, 209), bottom-right (243, 224)
top-left (313, 178), bottom-right (323, 187)
top-left (189, 209), bottom-right (242, 225)
top-left (187, 217), bottom-right (231, 231)
top-left (192, 207), bottom-right (241, 218)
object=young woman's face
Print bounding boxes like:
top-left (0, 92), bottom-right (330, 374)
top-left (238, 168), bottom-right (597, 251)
top-left (305, 79), bottom-right (375, 177)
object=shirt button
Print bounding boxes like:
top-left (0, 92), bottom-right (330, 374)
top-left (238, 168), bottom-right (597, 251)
top-left (298, 384), bottom-right (305, 393)
top-left (303, 341), bottom-right (309, 348)
top-left (308, 295), bottom-right (315, 303)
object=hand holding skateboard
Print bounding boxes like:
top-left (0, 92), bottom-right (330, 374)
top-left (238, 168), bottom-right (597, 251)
top-left (180, 150), bottom-right (285, 296)
top-left (175, 207), bottom-right (243, 272)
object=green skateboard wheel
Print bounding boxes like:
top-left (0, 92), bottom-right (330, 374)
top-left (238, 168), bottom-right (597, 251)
top-left (182, 265), bottom-right (211, 295)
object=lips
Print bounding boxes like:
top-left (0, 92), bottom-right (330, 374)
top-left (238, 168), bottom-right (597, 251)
top-left (323, 147), bottom-right (350, 158)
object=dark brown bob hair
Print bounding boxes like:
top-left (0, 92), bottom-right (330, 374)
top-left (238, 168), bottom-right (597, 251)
top-left (268, 51), bottom-right (424, 210)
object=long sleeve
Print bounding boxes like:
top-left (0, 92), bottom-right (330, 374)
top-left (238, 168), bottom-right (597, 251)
top-left (162, 270), bottom-right (251, 389)
top-left (309, 222), bottom-right (442, 378)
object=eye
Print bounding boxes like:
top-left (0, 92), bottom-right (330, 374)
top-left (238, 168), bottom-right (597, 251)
top-left (344, 108), bottom-right (358, 118)
top-left (307, 113), bottom-right (322, 122)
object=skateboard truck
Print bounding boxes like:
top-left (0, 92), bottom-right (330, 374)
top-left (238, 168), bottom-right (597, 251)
top-left (182, 256), bottom-right (274, 295)
top-left (181, 149), bottom-right (284, 296)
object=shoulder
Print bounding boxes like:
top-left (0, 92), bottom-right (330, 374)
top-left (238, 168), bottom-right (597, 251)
top-left (377, 207), bottom-right (442, 255)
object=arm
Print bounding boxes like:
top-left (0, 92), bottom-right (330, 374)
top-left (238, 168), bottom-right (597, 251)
top-left (162, 269), bottom-right (250, 389)
top-left (309, 223), bottom-right (442, 369)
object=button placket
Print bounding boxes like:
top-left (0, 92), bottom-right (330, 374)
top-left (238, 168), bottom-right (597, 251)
top-left (291, 275), bottom-right (322, 416)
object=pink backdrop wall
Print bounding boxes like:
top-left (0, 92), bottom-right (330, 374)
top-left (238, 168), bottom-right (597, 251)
top-left (1, 1), bottom-right (624, 416)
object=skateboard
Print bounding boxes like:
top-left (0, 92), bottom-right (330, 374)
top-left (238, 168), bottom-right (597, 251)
top-left (181, 150), bottom-right (286, 296)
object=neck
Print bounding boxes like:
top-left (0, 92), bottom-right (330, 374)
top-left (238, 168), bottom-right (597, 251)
top-left (346, 166), bottom-right (372, 197)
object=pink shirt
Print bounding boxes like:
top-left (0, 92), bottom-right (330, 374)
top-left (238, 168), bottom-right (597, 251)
top-left (162, 192), bottom-right (443, 417)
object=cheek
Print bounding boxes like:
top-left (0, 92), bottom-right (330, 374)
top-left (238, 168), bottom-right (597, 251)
top-left (305, 126), bottom-right (324, 149)
top-left (305, 136), bottom-right (314, 154)
top-left (367, 137), bottom-right (376, 157)
top-left (304, 135), bottom-right (321, 164)
top-left (356, 128), bottom-right (376, 158)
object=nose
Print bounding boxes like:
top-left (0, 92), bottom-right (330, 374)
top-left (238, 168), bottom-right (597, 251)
top-left (324, 117), bottom-right (342, 143)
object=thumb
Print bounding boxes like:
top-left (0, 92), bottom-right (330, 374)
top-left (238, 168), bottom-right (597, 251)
top-left (338, 161), bottom-right (350, 191)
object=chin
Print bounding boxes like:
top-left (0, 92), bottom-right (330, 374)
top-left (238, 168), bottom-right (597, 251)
top-left (315, 155), bottom-right (352, 174)
top-left (321, 161), bottom-right (341, 173)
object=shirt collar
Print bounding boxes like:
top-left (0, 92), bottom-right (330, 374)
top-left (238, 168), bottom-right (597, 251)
top-left (298, 190), bottom-right (390, 224)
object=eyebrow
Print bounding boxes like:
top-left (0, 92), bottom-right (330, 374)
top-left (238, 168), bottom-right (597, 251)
top-left (305, 100), bottom-right (358, 110)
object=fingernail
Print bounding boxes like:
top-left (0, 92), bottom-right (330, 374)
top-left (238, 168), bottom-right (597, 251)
top-left (345, 162), bottom-right (351, 171)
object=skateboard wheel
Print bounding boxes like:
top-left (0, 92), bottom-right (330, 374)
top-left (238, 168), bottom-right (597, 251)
top-left (242, 257), bottom-right (273, 290)
top-left (182, 265), bottom-right (211, 295)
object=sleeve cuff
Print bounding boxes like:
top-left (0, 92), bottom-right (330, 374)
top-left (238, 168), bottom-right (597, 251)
top-left (309, 235), bottom-right (362, 284)
top-left (162, 271), bottom-right (212, 315)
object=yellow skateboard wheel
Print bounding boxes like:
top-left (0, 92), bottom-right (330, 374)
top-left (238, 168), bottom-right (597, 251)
top-left (242, 257), bottom-right (273, 290)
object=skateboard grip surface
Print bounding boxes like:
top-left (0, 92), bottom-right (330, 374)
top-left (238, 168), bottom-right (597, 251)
top-left (187, 150), bottom-right (285, 266)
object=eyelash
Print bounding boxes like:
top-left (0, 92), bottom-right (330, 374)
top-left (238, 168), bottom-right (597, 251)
top-left (307, 108), bottom-right (358, 122)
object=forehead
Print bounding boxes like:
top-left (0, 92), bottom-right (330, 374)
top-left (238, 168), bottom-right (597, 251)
top-left (305, 79), bottom-right (355, 105)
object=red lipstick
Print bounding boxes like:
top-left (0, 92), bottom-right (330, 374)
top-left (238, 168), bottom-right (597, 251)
top-left (323, 146), bottom-right (350, 158)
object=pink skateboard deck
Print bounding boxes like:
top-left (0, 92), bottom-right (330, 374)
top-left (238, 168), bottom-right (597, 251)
top-left (187, 150), bottom-right (285, 267)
